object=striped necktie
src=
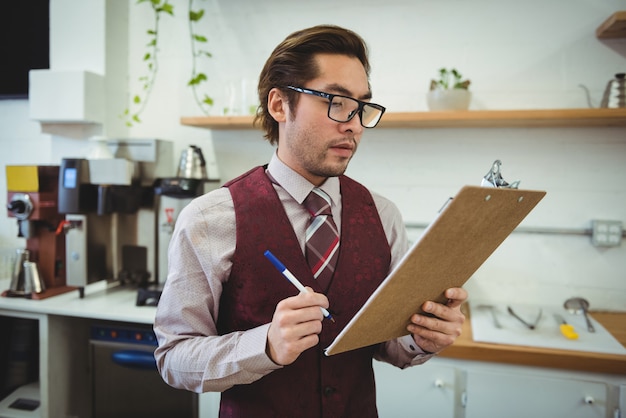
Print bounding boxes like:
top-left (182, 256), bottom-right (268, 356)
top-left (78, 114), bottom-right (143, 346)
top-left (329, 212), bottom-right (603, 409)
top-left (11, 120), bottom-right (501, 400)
top-left (303, 188), bottom-right (339, 290)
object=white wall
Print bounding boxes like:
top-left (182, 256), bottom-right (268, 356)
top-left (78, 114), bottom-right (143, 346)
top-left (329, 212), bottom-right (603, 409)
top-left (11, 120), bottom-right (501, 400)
top-left (1, 0), bottom-right (625, 310)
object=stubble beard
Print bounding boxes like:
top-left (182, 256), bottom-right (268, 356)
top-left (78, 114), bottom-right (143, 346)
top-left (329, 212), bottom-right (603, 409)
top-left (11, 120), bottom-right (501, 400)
top-left (299, 138), bottom-right (356, 179)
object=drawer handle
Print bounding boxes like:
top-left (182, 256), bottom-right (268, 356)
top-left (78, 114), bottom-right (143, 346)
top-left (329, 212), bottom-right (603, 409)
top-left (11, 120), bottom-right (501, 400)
top-left (111, 350), bottom-right (157, 370)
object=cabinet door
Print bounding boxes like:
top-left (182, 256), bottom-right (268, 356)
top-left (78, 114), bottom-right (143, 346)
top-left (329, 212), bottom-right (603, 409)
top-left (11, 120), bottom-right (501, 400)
top-left (465, 369), bottom-right (607, 418)
top-left (374, 360), bottom-right (458, 418)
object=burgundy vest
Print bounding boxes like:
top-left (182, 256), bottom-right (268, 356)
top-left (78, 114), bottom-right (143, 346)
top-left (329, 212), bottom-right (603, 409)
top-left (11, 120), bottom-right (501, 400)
top-left (217, 166), bottom-right (391, 418)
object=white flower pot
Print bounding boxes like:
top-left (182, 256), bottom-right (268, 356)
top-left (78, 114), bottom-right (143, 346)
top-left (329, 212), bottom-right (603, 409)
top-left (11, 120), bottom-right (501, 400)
top-left (426, 89), bottom-right (471, 111)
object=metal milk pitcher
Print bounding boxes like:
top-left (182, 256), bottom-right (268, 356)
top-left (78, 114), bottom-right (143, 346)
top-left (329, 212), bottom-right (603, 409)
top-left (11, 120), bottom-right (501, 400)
top-left (9, 249), bottom-right (30, 295)
top-left (601, 73), bottom-right (626, 108)
top-left (177, 145), bottom-right (208, 179)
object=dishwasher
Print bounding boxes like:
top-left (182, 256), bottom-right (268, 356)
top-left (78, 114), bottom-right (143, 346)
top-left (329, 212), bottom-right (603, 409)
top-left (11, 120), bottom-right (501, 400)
top-left (89, 321), bottom-right (197, 418)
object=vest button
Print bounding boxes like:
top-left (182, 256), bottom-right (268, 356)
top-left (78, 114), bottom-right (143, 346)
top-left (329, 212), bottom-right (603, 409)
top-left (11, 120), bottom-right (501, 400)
top-left (323, 386), bottom-right (336, 397)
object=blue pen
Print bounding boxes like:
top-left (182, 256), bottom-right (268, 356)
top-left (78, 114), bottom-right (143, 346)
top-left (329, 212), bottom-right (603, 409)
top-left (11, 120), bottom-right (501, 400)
top-left (264, 250), bottom-right (335, 322)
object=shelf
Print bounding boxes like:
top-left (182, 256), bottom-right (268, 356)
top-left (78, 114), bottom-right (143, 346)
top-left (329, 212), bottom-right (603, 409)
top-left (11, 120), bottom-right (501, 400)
top-left (596, 11), bottom-right (626, 38)
top-left (181, 108), bottom-right (626, 130)
top-left (182, 115), bottom-right (257, 130)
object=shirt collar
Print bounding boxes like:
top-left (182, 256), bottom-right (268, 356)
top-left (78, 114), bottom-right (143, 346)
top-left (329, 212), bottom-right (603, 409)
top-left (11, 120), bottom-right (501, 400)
top-left (267, 152), bottom-right (340, 206)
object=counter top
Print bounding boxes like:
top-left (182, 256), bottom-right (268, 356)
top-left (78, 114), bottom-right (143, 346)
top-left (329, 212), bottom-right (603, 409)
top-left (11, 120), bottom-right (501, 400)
top-left (0, 279), bottom-right (155, 324)
top-left (1, 280), bottom-right (624, 375)
top-left (439, 308), bottom-right (626, 375)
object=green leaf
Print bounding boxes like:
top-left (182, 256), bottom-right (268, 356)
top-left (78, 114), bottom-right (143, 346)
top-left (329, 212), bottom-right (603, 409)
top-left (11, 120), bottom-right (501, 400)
top-left (159, 3), bottom-right (174, 15)
top-left (147, 39), bottom-right (157, 47)
top-left (193, 34), bottom-right (208, 43)
top-left (189, 10), bottom-right (204, 21)
top-left (143, 53), bottom-right (151, 61)
top-left (133, 114), bottom-right (141, 123)
top-left (202, 96), bottom-right (214, 106)
top-left (200, 51), bottom-right (213, 58)
top-left (133, 95), bottom-right (141, 104)
top-left (147, 29), bottom-right (156, 35)
top-left (188, 73), bottom-right (208, 86)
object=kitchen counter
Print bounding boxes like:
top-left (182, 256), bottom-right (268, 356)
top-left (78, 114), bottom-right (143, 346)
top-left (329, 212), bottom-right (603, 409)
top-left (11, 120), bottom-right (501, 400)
top-left (0, 279), bottom-right (155, 324)
top-left (439, 306), bottom-right (626, 376)
top-left (1, 280), bottom-right (624, 376)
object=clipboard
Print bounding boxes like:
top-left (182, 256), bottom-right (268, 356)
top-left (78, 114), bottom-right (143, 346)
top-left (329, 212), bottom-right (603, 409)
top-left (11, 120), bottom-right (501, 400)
top-left (324, 185), bottom-right (546, 356)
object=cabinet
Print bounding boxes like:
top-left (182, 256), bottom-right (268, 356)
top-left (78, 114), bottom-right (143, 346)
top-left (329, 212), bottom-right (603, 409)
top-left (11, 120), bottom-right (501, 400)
top-left (374, 360), bottom-right (461, 418)
top-left (0, 311), bottom-right (90, 418)
top-left (375, 358), bottom-right (626, 418)
top-left (464, 369), bottom-right (608, 418)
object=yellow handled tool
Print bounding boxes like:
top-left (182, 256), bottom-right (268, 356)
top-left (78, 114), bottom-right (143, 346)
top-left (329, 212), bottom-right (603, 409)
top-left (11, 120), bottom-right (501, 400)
top-left (554, 314), bottom-right (578, 339)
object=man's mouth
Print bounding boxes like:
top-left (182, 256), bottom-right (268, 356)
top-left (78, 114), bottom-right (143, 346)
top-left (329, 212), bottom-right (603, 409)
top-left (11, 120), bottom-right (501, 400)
top-left (329, 143), bottom-right (354, 158)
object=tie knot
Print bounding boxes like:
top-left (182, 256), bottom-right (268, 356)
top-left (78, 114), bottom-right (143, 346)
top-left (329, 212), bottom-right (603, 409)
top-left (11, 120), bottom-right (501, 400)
top-left (303, 188), bottom-right (332, 217)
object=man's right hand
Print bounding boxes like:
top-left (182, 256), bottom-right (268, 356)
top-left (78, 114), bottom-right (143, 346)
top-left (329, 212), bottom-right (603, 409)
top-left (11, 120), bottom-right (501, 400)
top-left (266, 287), bottom-right (329, 365)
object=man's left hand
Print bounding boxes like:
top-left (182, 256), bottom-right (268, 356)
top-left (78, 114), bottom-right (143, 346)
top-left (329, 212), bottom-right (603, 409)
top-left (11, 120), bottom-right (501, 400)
top-left (407, 287), bottom-right (468, 354)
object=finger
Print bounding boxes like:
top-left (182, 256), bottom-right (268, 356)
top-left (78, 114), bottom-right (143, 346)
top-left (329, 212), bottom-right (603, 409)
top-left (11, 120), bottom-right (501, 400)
top-left (444, 287), bottom-right (468, 307)
top-left (411, 303), bottom-right (465, 334)
top-left (411, 331), bottom-right (455, 354)
top-left (279, 291), bottom-right (329, 312)
top-left (421, 301), bottom-right (457, 321)
top-left (275, 300), bottom-right (325, 325)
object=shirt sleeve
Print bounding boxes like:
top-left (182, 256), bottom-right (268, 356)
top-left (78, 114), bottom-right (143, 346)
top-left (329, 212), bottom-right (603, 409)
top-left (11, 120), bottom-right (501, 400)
top-left (370, 192), bottom-right (436, 368)
top-left (153, 189), bottom-right (281, 393)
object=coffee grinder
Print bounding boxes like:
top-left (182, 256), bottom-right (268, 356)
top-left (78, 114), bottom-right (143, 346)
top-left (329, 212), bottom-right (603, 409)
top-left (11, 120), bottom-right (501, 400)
top-left (3, 165), bottom-right (73, 299)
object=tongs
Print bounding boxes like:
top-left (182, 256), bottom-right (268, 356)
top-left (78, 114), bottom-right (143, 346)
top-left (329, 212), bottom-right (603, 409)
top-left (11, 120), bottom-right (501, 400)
top-left (507, 306), bottom-right (542, 330)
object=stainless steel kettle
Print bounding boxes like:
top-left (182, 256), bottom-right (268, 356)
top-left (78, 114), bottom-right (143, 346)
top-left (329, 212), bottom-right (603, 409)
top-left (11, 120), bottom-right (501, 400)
top-left (581, 73), bottom-right (626, 108)
top-left (177, 145), bottom-right (208, 179)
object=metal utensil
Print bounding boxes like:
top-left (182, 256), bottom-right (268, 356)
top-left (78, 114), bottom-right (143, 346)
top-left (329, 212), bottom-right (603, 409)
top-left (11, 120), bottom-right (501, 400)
top-left (564, 297), bottom-right (596, 333)
top-left (476, 304), bottom-right (502, 328)
top-left (554, 314), bottom-right (579, 340)
top-left (507, 306), bottom-right (542, 330)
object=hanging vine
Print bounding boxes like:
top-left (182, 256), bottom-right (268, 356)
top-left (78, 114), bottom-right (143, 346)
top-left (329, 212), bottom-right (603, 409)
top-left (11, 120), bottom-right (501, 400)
top-left (123, 0), bottom-right (212, 126)
top-left (187, 0), bottom-right (214, 115)
top-left (122, 0), bottom-right (174, 127)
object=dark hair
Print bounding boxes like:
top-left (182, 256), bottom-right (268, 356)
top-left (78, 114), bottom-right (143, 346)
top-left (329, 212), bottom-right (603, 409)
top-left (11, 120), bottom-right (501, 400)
top-left (254, 25), bottom-right (371, 144)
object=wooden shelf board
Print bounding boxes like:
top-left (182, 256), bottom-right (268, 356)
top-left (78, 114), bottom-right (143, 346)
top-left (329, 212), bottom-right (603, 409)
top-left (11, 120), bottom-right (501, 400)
top-left (377, 108), bottom-right (626, 128)
top-left (597, 11), bottom-right (626, 38)
top-left (181, 115), bottom-right (256, 130)
top-left (181, 108), bottom-right (626, 130)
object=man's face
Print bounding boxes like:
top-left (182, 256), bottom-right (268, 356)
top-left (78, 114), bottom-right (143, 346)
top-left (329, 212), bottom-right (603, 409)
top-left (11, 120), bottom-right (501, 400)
top-left (276, 53), bottom-right (370, 186)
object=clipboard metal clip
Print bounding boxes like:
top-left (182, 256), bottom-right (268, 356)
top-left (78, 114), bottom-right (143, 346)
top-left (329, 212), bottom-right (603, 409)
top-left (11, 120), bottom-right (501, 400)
top-left (481, 160), bottom-right (520, 189)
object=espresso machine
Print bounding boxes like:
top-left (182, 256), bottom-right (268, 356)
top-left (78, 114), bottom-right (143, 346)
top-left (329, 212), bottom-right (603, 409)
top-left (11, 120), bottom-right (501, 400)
top-left (4, 165), bottom-right (72, 299)
top-left (58, 139), bottom-right (173, 298)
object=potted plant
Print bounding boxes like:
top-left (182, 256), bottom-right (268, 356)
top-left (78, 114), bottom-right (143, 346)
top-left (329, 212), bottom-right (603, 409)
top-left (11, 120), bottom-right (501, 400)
top-left (426, 68), bottom-right (472, 111)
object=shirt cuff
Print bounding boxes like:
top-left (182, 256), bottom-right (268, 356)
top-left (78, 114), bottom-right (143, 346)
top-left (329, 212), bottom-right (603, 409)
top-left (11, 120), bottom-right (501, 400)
top-left (399, 334), bottom-right (436, 357)
top-left (237, 323), bottom-right (283, 374)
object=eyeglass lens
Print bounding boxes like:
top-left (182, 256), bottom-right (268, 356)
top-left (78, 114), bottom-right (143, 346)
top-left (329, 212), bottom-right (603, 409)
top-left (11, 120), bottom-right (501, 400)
top-left (329, 96), bottom-right (383, 128)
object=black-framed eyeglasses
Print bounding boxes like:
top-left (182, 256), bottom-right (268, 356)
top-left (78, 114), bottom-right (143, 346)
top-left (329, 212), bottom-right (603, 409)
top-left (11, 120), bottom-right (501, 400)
top-left (285, 86), bottom-right (386, 128)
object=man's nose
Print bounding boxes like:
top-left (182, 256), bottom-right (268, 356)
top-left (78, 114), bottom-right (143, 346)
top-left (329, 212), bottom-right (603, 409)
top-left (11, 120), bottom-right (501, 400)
top-left (340, 112), bottom-right (364, 134)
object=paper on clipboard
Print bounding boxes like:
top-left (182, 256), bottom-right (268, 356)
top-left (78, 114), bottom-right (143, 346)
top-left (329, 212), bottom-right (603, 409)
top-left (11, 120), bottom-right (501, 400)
top-left (324, 185), bottom-right (546, 356)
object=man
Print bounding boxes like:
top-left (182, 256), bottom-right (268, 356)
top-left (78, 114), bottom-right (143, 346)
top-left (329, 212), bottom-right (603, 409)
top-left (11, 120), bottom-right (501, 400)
top-left (154, 24), bottom-right (467, 417)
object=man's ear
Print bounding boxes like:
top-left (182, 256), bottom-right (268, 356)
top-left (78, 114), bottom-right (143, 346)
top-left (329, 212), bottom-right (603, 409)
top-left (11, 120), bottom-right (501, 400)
top-left (267, 88), bottom-right (287, 122)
